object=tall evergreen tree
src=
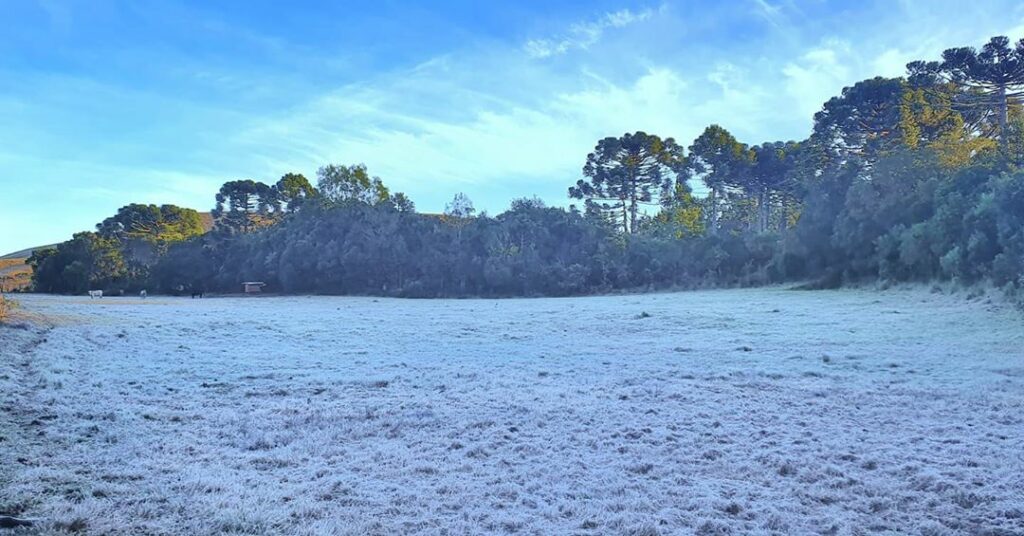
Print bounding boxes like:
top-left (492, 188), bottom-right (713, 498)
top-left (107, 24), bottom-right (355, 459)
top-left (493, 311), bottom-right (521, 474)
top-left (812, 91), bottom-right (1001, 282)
top-left (95, 204), bottom-right (206, 277)
top-left (748, 142), bottom-right (800, 233)
top-left (908, 36), bottom-right (1024, 142)
top-left (390, 192), bottom-right (416, 213)
top-left (811, 77), bottom-right (904, 168)
top-left (897, 81), bottom-right (996, 167)
top-left (444, 193), bottom-right (476, 219)
top-left (570, 131), bottom-right (684, 234)
top-left (687, 125), bottom-right (751, 234)
top-left (274, 173), bottom-right (317, 212)
top-left (212, 180), bottom-right (276, 234)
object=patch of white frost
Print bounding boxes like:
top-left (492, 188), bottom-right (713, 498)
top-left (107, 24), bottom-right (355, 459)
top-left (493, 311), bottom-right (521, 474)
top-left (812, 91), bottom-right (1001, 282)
top-left (1, 288), bottom-right (1023, 534)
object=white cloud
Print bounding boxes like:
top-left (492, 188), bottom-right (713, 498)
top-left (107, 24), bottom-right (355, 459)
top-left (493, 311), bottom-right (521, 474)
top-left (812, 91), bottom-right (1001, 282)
top-left (751, 0), bottom-right (783, 27)
top-left (235, 67), bottom-right (692, 197)
top-left (871, 48), bottom-right (915, 78)
top-left (524, 8), bottom-right (655, 59)
top-left (230, 54), bottom-right (803, 208)
top-left (781, 39), bottom-right (852, 119)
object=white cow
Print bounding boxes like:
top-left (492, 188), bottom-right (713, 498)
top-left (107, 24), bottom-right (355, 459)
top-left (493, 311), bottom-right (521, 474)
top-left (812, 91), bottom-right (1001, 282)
top-left (88, 290), bottom-right (103, 299)
top-left (140, 290), bottom-right (147, 299)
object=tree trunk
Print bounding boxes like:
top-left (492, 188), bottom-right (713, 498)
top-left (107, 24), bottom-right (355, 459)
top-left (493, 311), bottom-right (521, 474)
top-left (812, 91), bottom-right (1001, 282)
top-left (628, 168), bottom-right (638, 234)
top-left (629, 195), bottom-right (638, 235)
top-left (759, 189), bottom-right (769, 233)
top-left (998, 84), bottom-right (1009, 143)
top-left (778, 198), bottom-right (788, 231)
top-left (709, 187), bottom-right (719, 234)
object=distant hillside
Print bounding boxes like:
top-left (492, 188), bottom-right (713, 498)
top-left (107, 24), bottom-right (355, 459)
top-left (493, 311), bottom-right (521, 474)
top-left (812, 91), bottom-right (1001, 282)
top-left (1, 244), bottom-right (58, 260)
top-left (0, 212), bottom-right (214, 260)
top-left (1, 247), bottom-right (47, 291)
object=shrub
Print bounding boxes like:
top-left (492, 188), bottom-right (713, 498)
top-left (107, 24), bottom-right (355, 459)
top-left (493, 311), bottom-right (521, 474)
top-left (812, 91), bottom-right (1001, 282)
top-left (0, 295), bottom-right (17, 323)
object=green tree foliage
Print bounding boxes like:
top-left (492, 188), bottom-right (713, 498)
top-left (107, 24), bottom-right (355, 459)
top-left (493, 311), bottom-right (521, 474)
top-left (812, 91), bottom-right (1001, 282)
top-left (275, 173), bottom-right (318, 211)
top-left (909, 36), bottom-right (1024, 140)
top-left (444, 192), bottom-right (476, 219)
top-left (570, 132), bottom-right (685, 234)
top-left (898, 83), bottom-right (997, 168)
top-left (390, 192), bottom-right (416, 213)
top-left (95, 203), bottom-right (206, 280)
top-left (643, 182), bottom-right (705, 239)
top-left (748, 142), bottom-right (801, 233)
top-left (97, 204), bottom-right (204, 244)
top-left (32, 203), bottom-right (204, 293)
top-left (999, 110), bottom-right (1024, 167)
top-left (29, 233), bottom-right (126, 293)
top-left (831, 150), bottom-right (945, 279)
top-left (139, 199), bottom-right (785, 297)
top-left (213, 179), bottom-right (278, 234)
top-left (317, 164), bottom-right (391, 206)
top-left (687, 125), bottom-right (751, 233)
top-left (149, 238), bottom-right (218, 295)
top-left (811, 77), bottom-right (905, 168)
top-left (443, 192), bottom-right (477, 280)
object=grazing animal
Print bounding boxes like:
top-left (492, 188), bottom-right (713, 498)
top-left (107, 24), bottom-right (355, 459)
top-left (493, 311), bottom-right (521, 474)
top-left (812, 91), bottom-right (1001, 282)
top-left (140, 290), bottom-right (147, 299)
top-left (88, 290), bottom-right (103, 299)
top-left (191, 290), bottom-right (204, 299)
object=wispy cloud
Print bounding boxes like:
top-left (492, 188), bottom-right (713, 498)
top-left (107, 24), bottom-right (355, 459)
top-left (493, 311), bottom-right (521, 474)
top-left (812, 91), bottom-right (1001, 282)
top-left (781, 39), bottom-right (852, 118)
top-left (751, 0), bottom-right (783, 27)
top-left (524, 8), bottom-right (655, 58)
top-left (5, 0), bottom-right (1024, 253)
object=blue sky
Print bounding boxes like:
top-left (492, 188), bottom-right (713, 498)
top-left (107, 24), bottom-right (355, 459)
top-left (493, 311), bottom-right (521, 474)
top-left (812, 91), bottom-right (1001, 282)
top-left (2, 0), bottom-right (1024, 253)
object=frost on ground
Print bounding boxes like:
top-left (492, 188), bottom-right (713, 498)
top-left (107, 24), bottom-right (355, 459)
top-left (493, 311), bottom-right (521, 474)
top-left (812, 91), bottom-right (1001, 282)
top-left (1, 288), bottom-right (1023, 535)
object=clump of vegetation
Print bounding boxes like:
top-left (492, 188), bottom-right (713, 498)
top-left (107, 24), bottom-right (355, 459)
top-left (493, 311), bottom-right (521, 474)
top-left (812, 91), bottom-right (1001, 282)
top-left (0, 258), bottom-right (33, 292)
top-left (0, 294), bottom-right (17, 324)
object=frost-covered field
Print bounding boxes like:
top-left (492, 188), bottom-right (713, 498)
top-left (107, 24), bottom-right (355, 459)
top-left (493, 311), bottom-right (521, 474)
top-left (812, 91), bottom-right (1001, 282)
top-left (2, 288), bottom-right (1023, 535)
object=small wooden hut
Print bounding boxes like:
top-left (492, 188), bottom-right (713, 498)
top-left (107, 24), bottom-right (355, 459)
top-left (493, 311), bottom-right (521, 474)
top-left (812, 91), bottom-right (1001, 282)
top-left (242, 282), bottom-right (266, 294)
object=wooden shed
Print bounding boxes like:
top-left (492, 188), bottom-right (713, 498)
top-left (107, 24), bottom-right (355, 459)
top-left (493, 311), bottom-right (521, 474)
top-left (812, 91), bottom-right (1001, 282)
top-left (242, 282), bottom-right (266, 294)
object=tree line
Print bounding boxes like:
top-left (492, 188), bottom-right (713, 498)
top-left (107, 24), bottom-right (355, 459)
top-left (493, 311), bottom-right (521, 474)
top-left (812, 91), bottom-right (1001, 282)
top-left (27, 35), bottom-right (1024, 301)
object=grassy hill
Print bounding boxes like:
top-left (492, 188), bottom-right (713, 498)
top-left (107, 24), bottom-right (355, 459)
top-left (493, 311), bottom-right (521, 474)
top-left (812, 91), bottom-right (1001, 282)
top-left (1, 244), bottom-right (59, 291)
top-left (0, 244), bottom-right (57, 260)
